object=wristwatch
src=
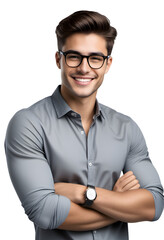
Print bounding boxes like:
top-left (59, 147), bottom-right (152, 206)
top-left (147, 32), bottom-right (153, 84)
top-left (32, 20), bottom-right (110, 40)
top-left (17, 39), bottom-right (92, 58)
top-left (83, 185), bottom-right (97, 207)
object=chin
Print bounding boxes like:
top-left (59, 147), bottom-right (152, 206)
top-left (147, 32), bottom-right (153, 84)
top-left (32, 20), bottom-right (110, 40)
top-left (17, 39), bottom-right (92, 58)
top-left (73, 89), bottom-right (97, 98)
top-left (61, 80), bottom-right (99, 99)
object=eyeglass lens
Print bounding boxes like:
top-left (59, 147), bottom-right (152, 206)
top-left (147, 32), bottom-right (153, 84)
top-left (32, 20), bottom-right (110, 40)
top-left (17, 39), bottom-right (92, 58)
top-left (66, 53), bottom-right (105, 69)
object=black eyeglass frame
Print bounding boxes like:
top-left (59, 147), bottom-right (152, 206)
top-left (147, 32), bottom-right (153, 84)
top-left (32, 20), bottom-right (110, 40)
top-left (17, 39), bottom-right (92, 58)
top-left (59, 50), bottom-right (110, 69)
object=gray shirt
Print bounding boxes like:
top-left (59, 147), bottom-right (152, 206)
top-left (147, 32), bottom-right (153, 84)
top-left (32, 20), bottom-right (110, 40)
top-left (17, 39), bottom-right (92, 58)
top-left (5, 85), bottom-right (163, 240)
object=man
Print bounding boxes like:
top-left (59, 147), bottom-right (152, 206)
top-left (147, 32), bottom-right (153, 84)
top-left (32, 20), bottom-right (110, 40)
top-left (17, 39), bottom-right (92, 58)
top-left (5, 10), bottom-right (163, 240)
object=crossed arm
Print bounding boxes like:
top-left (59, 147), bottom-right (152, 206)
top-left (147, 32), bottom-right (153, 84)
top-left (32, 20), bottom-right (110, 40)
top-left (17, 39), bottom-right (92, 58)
top-left (54, 171), bottom-right (155, 231)
top-left (5, 112), bottom-right (163, 232)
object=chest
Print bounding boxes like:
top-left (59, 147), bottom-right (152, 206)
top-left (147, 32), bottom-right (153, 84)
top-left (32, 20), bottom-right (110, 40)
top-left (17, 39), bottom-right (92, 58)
top-left (43, 116), bottom-right (129, 189)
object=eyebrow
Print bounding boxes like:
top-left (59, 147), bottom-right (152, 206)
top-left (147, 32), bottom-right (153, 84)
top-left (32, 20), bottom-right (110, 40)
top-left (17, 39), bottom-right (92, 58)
top-left (65, 50), bottom-right (107, 56)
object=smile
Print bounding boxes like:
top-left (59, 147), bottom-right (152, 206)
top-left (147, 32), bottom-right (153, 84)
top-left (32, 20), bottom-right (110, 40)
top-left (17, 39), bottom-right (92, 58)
top-left (74, 78), bottom-right (93, 82)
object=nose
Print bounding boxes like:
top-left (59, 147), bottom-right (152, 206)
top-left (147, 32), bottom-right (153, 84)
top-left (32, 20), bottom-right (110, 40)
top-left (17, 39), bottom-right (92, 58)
top-left (76, 57), bottom-right (91, 73)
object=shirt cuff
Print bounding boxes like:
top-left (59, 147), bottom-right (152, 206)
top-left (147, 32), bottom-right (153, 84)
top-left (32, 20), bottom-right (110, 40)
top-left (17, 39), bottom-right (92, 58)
top-left (55, 195), bottom-right (71, 228)
top-left (147, 189), bottom-right (164, 221)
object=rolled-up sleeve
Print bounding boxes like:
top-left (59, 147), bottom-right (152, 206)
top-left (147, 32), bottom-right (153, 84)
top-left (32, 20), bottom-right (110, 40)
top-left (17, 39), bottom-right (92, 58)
top-left (5, 110), bottom-right (71, 229)
top-left (124, 119), bottom-right (164, 221)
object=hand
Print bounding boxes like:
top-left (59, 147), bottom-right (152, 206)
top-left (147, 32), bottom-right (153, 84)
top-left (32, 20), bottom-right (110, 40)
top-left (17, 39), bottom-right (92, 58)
top-left (54, 171), bottom-right (140, 204)
top-left (54, 182), bottom-right (86, 204)
top-left (113, 171), bottom-right (140, 192)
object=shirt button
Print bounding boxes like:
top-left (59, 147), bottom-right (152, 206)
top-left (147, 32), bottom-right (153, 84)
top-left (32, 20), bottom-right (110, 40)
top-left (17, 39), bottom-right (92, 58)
top-left (89, 162), bottom-right (92, 167)
top-left (93, 230), bottom-right (97, 234)
top-left (81, 130), bottom-right (84, 135)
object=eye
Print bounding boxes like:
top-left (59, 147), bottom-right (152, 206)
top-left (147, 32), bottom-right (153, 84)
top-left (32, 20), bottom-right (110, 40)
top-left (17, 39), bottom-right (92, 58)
top-left (89, 56), bottom-right (103, 62)
top-left (67, 54), bottom-right (81, 61)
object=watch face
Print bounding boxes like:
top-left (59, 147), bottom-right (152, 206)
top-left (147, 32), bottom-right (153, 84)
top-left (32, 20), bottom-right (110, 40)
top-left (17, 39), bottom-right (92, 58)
top-left (87, 188), bottom-right (96, 200)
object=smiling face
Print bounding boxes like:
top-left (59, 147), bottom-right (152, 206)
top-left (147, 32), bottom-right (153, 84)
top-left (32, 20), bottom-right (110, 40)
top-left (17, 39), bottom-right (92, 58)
top-left (56, 33), bottom-right (112, 100)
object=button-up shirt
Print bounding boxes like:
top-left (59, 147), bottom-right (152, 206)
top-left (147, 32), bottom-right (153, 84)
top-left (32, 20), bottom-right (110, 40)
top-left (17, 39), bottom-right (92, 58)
top-left (5, 85), bottom-right (163, 240)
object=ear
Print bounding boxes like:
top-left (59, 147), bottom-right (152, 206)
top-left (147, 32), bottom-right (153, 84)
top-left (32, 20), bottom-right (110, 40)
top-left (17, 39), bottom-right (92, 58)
top-left (55, 51), bottom-right (61, 69)
top-left (105, 56), bottom-right (112, 74)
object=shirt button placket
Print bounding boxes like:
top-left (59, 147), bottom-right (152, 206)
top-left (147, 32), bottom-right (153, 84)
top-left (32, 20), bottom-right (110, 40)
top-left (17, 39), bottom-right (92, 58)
top-left (81, 130), bottom-right (85, 135)
top-left (87, 125), bottom-right (95, 187)
top-left (88, 162), bottom-right (92, 167)
top-left (93, 230), bottom-right (97, 240)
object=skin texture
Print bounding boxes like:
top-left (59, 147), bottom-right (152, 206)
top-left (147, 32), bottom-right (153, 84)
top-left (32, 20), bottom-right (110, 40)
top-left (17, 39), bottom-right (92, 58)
top-left (55, 33), bottom-right (155, 231)
top-left (55, 171), bottom-right (141, 231)
top-left (92, 188), bottom-right (155, 223)
top-left (55, 171), bottom-right (140, 205)
top-left (55, 172), bottom-right (155, 231)
top-left (55, 33), bottom-right (112, 135)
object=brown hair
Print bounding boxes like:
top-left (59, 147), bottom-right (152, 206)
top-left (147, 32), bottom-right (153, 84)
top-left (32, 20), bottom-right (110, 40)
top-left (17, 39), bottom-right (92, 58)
top-left (55, 10), bottom-right (117, 55)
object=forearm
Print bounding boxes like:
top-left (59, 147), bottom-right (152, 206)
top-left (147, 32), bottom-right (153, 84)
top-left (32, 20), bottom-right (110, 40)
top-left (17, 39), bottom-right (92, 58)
top-left (58, 201), bottom-right (117, 231)
top-left (91, 188), bottom-right (155, 223)
top-left (55, 172), bottom-right (141, 230)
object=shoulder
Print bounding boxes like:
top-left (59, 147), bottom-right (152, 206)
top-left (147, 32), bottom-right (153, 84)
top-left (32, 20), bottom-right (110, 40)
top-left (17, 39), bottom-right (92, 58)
top-left (100, 103), bottom-right (132, 124)
top-left (8, 96), bottom-right (53, 126)
top-left (6, 96), bottom-right (53, 141)
top-left (100, 103), bottom-right (143, 137)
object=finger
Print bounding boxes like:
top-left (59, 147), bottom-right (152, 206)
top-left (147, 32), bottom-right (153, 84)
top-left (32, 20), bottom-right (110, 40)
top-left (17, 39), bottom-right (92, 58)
top-left (114, 172), bottom-right (135, 190)
top-left (120, 171), bottom-right (133, 180)
top-left (119, 174), bottom-right (136, 188)
top-left (122, 179), bottom-right (140, 191)
top-left (129, 183), bottom-right (140, 190)
top-left (123, 171), bottom-right (134, 177)
top-left (113, 171), bottom-right (137, 192)
top-left (118, 171), bottom-right (134, 184)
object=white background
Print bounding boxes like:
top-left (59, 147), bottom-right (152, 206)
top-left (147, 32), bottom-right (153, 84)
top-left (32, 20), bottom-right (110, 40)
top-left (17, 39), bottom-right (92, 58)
top-left (0, 0), bottom-right (163, 239)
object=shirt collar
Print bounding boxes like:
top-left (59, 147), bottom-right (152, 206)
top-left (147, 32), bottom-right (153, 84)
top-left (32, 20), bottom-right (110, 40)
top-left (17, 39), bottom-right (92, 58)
top-left (51, 85), bottom-right (104, 120)
top-left (95, 99), bottom-right (105, 120)
top-left (51, 85), bottom-right (72, 118)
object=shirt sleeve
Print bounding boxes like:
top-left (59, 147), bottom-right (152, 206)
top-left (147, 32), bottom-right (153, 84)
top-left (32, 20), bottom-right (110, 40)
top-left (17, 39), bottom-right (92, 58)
top-left (4, 109), bottom-right (71, 230)
top-left (123, 119), bottom-right (164, 221)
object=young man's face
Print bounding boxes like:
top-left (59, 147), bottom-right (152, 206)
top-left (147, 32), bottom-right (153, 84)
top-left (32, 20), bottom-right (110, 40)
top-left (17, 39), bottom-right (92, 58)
top-left (56, 33), bottom-right (112, 99)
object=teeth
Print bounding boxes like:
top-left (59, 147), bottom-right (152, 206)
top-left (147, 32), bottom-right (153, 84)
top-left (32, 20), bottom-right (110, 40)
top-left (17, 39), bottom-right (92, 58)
top-left (75, 78), bottom-right (92, 82)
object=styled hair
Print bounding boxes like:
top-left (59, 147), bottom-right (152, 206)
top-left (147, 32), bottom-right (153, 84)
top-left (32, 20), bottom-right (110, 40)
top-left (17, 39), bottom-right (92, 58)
top-left (55, 10), bottom-right (117, 55)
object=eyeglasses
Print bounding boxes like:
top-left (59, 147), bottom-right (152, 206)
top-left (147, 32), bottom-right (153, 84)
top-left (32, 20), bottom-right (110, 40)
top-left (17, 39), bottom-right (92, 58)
top-left (59, 50), bottom-right (110, 69)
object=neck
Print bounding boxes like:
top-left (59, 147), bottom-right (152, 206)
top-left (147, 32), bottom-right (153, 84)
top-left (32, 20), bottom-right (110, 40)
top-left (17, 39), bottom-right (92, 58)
top-left (60, 86), bottom-right (96, 122)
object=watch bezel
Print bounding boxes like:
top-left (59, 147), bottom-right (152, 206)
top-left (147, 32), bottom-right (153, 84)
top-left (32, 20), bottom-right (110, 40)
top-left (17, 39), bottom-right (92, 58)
top-left (86, 187), bottom-right (97, 201)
